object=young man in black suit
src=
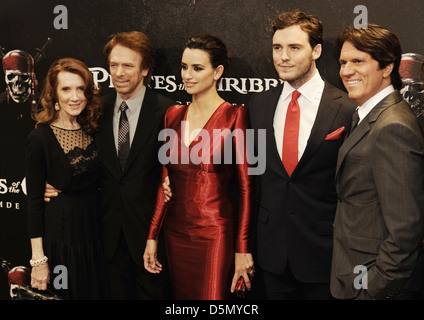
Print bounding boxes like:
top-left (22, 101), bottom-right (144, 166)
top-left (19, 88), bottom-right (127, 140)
top-left (247, 10), bottom-right (356, 299)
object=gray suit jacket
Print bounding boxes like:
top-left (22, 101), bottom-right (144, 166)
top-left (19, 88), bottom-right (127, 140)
top-left (330, 90), bottom-right (424, 300)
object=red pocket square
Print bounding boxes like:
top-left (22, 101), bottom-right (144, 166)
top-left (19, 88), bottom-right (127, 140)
top-left (325, 126), bottom-right (345, 140)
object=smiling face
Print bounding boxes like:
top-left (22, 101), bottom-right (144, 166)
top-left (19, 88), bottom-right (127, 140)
top-left (56, 71), bottom-right (87, 120)
top-left (339, 41), bottom-right (393, 106)
top-left (181, 48), bottom-right (223, 97)
top-left (272, 25), bottom-right (322, 89)
top-left (109, 45), bottom-right (148, 100)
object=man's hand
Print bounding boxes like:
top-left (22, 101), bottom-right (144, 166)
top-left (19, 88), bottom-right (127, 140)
top-left (44, 183), bottom-right (61, 202)
top-left (163, 176), bottom-right (172, 202)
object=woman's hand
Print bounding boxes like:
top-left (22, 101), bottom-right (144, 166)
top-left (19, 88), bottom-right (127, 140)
top-left (231, 252), bottom-right (254, 293)
top-left (31, 263), bottom-right (50, 291)
top-left (143, 239), bottom-right (162, 274)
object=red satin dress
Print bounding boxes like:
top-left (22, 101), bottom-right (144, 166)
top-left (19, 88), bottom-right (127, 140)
top-left (148, 102), bottom-right (253, 300)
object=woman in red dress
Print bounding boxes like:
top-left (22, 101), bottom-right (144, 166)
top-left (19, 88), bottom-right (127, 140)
top-left (143, 34), bottom-right (254, 300)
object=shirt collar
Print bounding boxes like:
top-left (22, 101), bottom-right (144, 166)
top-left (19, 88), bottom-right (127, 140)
top-left (115, 85), bottom-right (146, 114)
top-left (357, 85), bottom-right (395, 122)
top-left (281, 69), bottom-right (324, 102)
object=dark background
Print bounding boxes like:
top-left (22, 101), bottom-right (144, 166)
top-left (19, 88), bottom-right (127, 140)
top-left (1, 0), bottom-right (423, 300)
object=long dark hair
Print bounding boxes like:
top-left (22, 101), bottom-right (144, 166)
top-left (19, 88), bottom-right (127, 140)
top-left (185, 34), bottom-right (232, 73)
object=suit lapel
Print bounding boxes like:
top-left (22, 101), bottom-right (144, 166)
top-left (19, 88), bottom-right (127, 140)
top-left (122, 87), bottom-right (159, 174)
top-left (269, 81), bottom-right (344, 178)
top-left (294, 81), bottom-right (343, 176)
top-left (335, 90), bottom-right (402, 178)
top-left (99, 92), bottom-right (122, 178)
top-left (263, 84), bottom-right (289, 179)
top-left (335, 118), bottom-right (370, 179)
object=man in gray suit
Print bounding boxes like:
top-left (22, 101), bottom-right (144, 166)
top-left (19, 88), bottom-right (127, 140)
top-left (331, 24), bottom-right (424, 300)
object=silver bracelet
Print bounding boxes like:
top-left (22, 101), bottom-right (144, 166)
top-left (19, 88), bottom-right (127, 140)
top-left (30, 256), bottom-right (48, 267)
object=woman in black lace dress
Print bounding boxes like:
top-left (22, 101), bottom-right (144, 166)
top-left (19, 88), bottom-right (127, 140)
top-left (26, 58), bottom-right (106, 299)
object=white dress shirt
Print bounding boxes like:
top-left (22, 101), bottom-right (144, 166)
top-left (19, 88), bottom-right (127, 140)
top-left (274, 70), bottom-right (325, 161)
top-left (113, 85), bottom-right (146, 154)
top-left (357, 85), bottom-right (395, 123)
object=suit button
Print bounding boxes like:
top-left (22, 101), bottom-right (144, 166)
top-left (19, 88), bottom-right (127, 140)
top-left (338, 195), bottom-right (342, 202)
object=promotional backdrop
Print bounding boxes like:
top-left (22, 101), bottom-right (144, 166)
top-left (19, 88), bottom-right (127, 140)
top-left (1, 0), bottom-right (423, 299)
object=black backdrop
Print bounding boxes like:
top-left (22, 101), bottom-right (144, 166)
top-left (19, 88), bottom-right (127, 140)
top-left (1, 0), bottom-right (424, 301)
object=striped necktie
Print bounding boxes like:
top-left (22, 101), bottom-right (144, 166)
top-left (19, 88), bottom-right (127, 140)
top-left (118, 101), bottom-right (130, 170)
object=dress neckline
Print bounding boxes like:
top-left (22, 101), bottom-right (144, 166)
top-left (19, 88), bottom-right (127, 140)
top-left (182, 101), bottom-right (228, 147)
top-left (50, 124), bottom-right (82, 131)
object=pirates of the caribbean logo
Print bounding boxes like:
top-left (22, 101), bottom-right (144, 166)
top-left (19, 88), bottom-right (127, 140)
top-left (0, 38), bottom-right (52, 117)
top-left (2, 50), bottom-right (36, 106)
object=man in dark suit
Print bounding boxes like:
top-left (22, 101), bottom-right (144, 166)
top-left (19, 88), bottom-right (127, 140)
top-left (247, 10), bottom-right (356, 299)
top-left (95, 31), bottom-right (174, 299)
top-left (330, 24), bottom-right (424, 300)
top-left (44, 32), bottom-right (173, 299)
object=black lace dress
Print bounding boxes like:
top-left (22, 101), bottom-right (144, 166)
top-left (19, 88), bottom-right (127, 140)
top-left (26, 124), bottom-right (106, 299)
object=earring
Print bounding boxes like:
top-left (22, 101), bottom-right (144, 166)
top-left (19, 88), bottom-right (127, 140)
top-left (54, 102), bottom-right (60, 111)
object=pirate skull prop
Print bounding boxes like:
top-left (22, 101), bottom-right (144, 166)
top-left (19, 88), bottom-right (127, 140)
top-left (399, 53), bottom-right (424, 117)
top-left (2, 50), bottom-right (34, 104)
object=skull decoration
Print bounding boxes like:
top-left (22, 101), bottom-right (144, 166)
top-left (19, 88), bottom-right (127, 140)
top-left (2, 50), bottom-right (34, 104)
top-left (399, 53), bottom-right (424, 118)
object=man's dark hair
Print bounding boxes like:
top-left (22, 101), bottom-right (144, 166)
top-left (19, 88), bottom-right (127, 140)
top-left (271, 9), bottom-right (323, 49)
top-left (335, 24), bottom-right (403, 89)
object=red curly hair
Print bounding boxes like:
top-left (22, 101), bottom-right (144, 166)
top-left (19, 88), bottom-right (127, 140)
top-left (34, 57), bottom-right (102, 134)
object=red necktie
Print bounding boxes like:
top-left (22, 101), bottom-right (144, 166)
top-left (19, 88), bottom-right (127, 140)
top-left (282, 90), bottom-right (301, 176)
